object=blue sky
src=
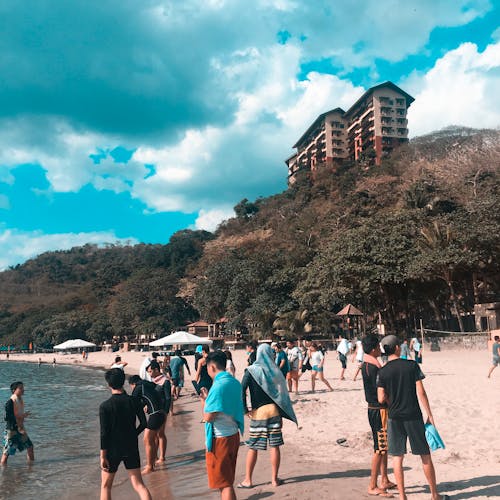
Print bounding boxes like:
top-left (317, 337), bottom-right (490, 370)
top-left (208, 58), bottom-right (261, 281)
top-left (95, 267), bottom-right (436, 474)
top-left (0, 0), bottom-right (499, 268)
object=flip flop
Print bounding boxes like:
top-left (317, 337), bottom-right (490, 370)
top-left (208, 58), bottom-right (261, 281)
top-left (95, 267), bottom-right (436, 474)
top-left (382, 482), bottom-right (397, 490)
top-left (336, 438), bottom-right (349, 447)
top-left (236, 483), bottom-right (253, 489)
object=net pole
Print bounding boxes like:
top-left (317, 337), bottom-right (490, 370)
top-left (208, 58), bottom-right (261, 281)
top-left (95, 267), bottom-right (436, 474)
top-left (420, 318), bottom-right (424, 363)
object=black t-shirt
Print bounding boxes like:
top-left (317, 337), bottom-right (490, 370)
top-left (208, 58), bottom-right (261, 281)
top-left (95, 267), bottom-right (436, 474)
top-left (377, 358), bottom-right (425, 420)
top-left (99, 392), bottom-right (146, 456)
top-left (241, 371), bottom-right (274, 412)
top-left (361, 362), bottom-right (386, 408)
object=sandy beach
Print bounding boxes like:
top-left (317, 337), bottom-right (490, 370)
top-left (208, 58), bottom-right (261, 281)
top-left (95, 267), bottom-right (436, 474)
top-left (3, 344), bottom-right (500, 499)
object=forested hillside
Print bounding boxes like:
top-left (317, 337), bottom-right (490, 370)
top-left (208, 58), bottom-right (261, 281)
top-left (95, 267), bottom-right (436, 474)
top-left (0, 127), bottom-right (499, 346)
top-left (189, 127), bottom-right (500, 335)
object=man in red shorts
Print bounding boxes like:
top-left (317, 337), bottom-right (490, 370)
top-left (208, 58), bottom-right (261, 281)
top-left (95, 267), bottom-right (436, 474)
top-left (201, 350), bottom-right (244, 500)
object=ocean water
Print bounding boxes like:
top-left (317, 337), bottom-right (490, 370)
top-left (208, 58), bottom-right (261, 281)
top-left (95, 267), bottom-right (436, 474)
top-left (0, 361), bottom-right (215, 500)
top-left (0, 361), bottom-right (106, 500)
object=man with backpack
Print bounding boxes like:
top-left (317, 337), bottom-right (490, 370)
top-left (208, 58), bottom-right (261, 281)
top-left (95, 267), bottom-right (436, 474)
top-left (129, 369), bottom-right (169, 474)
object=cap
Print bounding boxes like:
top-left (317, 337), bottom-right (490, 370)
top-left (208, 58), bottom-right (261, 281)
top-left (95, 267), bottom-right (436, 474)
top-left (271, 342), bottom-right (277, 347)
top-left (380, 335), bottom-right (399, 349)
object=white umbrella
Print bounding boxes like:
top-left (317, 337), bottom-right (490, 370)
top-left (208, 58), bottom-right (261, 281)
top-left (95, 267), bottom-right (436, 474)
top-left (54, 339), bottom-right (96, 350)
top-left (149, 331), bottom-right (213, 347)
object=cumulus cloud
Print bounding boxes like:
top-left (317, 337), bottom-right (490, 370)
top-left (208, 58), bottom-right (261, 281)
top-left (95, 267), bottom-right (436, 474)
top-left (407, 42), bottom-right (500, 136)
top-left (0, 229), bottom-right (138, 270)
top-left (193, 207), bottom-right (234, 232)
top-left (0, 0), bottom-right (496, 240)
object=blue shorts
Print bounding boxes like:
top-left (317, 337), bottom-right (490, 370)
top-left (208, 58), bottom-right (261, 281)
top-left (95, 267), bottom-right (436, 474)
top-left (312, 365), bottom-right (323, 372)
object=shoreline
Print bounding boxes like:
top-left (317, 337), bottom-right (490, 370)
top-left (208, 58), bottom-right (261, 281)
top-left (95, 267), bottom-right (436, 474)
top-left (4, 348), bottom-right (500, 499)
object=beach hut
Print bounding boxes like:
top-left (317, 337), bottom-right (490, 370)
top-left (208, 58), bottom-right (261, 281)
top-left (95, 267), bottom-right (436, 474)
top-left (336, 304), bottom-right (364, 338)
top-left (149, 331), bottom-right (213, 347)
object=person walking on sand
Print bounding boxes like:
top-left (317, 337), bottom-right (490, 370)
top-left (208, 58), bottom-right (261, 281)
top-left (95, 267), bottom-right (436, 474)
top-left (377, 335), bottom-right (449, 500)
top-left (128, 374), bottom-right (166, 474)
top-left (272, 342), bottom-right (289, 379)
top-left (361, 335), bottom-right (396, 498)
top-left (1, 381), bottom-right (34, 465)
top-left (170, 350), bottom-right (191, 401)
top-left (200, 350), bottom-right (244, 500)
top-left (146, 361), bottom-right (172, 467)
top-left (336, 336), bottom-right (349, 380)
top-left (99, 368), bottom-right (151, 500)
top-left (225, 350), bottom-right (236, 377)
top-left (238, 344), bottom-right (297, 489)
top-left (487, 335), bottom-right (500, 378)
top-left (309, 342), bottom-right (333, 392)
top-left (285, 339), bottom-right (302, 394)
top-left (352, 337), bottom-right (364, 381)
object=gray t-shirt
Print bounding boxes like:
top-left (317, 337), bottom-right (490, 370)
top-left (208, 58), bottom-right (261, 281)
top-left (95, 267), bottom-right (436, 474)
top-left (493, 342), bottom-right (500, 359)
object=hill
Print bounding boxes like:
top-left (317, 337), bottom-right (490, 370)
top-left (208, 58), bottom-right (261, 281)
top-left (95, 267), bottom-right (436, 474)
top-left (0, 127), bottom-right (498, 345)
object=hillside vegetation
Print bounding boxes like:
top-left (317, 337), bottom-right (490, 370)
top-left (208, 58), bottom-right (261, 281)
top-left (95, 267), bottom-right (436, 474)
top-left (0, 127), bottom-right (499, 345)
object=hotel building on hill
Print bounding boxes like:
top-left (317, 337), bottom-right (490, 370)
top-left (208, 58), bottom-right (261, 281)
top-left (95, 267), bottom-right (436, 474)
top-left (286, 81), bottom-right (414, 184)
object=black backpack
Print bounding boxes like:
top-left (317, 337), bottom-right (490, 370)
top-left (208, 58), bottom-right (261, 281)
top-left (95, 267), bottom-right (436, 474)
top-left (155, 380), bottom-right (172, 414)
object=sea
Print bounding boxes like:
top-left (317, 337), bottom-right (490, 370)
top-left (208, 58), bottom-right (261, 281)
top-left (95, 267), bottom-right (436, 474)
top-left (0, 361), bottom-right (215, 500)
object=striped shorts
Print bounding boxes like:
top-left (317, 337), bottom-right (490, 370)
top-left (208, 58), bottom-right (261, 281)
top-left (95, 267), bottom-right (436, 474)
top-left (246, 403), bottom-right (284, 450)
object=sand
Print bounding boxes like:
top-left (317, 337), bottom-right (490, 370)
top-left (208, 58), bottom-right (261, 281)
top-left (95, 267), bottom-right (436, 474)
top-left (4, 345), bottom-right (500, 499)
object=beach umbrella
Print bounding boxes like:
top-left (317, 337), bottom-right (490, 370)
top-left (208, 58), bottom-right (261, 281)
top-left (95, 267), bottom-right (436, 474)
top-left (149, 331), bottom-right (213, 347)
top-left (54, 339), bottom-right (96, 350)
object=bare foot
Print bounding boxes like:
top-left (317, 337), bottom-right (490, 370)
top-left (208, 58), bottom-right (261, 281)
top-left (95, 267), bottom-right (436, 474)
top-left (155, 458), bottom-right (167, 467)
top-left (367, 487), bottom-right (394, 497)
top-left (272, 478), bottom-right (283, 487)
top-left (142, 466), bottom-right (154, 475)
top-left (381, 481), bottom-right (397, 490)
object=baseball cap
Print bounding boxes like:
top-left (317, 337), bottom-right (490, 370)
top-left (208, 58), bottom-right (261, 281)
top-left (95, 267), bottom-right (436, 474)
top-left (271, 342), bottom-right (277, 347)
top-left (380, 335), bottom-right (399, 350)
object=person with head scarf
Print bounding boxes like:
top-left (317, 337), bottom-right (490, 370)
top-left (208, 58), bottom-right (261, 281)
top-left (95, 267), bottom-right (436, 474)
top-left (237, 343), bottom-right (297, 489)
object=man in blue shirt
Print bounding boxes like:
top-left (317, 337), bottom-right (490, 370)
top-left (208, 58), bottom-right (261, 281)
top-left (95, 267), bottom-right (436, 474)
top-left (201, 351), bottom-right (244, 500)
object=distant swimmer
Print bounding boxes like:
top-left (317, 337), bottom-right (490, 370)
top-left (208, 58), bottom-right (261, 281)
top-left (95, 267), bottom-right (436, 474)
top-left (52, 357), bottom-right (56, 366)
top-left (99, 368), bottom-right (151, 500)
top-left (1, 381), bottom-right (34, 465)
top-left (38, 358), bottom-right (42, 366)
top-left (110, 356), bottom-right (128, 370)
top-left (487, 335), bottom-right (500, 378)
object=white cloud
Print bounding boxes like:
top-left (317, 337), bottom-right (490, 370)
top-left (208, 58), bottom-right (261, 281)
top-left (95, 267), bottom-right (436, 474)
top-left (193, 207), bottom-right (234, 232)
top-left (407, 42), bottom-right (500, 137)
top-left (0, 229), bottom-right (138, 270)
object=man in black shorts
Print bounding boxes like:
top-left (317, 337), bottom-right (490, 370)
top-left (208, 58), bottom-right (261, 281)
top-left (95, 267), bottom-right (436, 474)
top-left (377, 335), bottom-right (449, 500)
top-left (361, 335), bottom-right (395, 497)
top-left (129, 374), bottom-right (166, 474)
top-left (99, 368), bottom-right (151, 500)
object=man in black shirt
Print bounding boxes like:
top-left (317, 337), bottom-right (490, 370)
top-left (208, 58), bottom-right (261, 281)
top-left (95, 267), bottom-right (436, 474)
top-left (361, 335), bottom-right (395, 497)
top-left (377, 335), bottom-right (449, 500)
top-left (99, 368), bottom-right (151, 500)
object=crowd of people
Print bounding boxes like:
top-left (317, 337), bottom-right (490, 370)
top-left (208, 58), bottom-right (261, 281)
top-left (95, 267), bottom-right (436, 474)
top-left (3, 332), bottom-right (470, 500)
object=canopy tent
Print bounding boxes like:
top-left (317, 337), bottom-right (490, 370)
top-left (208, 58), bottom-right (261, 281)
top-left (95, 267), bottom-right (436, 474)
top-left (149, 331), bottom-right (213, 347)
top-left (336, 304), bottom-right (364, 316)
top-left (54, 339), bottom-right (96, 350)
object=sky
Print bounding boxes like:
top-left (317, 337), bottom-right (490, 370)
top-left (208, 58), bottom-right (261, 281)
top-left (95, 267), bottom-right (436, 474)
top-left (0, 0), bottom-right (499, 268)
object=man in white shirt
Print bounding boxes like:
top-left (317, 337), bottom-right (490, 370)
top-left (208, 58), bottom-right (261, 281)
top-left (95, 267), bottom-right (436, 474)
top-left (351, 339), bottom-right (364, 381)
top-left (336, 336), bottom-right (349, 381)
top-left (285, 340), bottom-right (303, 394)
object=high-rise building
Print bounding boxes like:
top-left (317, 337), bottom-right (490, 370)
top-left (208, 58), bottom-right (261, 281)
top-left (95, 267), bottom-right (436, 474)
top-left (286, 82), bottom-right (414, 184)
